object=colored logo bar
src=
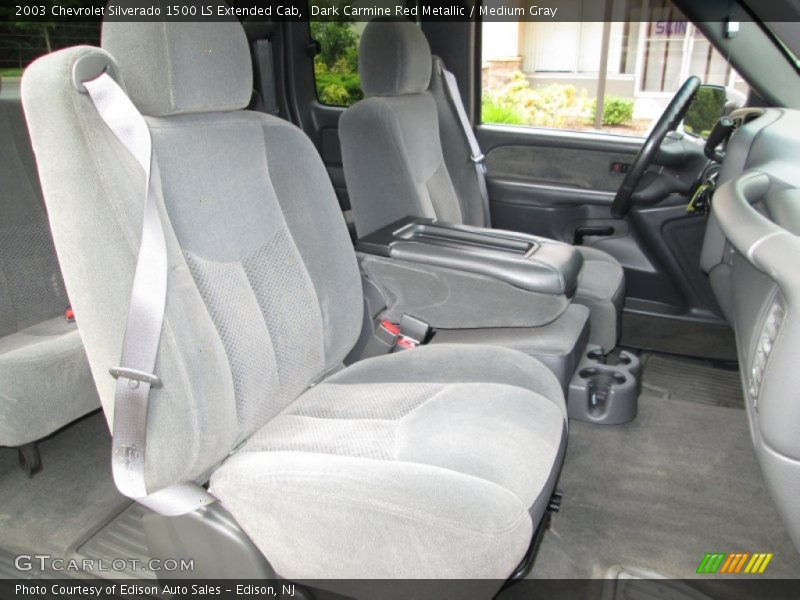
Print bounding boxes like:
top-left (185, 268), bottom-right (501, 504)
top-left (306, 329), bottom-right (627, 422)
top-left (697, 552), bottom-right (773, 574)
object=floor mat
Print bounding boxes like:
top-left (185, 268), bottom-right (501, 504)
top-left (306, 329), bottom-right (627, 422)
top-left (73, 503), bottom-right (156, 579)
top-left (641, 354), bottom-right (744, 409)
top-left (531, 387), bottom-right (800, 580)
top-left (0, 411), bottom-right (129, 558)
top-left (620, 313), bottom-right (738, 362)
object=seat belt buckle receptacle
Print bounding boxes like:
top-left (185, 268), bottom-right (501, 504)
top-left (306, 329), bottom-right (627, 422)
top-left (395, 314), bottom-right (434, 350)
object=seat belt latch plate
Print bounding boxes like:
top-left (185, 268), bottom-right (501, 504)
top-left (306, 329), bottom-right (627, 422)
top-left (109, 367), bottom-right (163, 388)
top-left (471, 154), bottom-right (487, 174)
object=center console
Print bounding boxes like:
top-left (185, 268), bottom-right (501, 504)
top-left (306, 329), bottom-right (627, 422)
top-left (354, 217), bottom-right (590, 390)
top-left (357, 217), bottom-right (584, 299)
top-left (355, 218), bottom-right (641, 421)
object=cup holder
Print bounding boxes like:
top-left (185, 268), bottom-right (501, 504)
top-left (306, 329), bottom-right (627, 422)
top-left (587, 349), bottom-right (632, 367)
top-left (579, 367), bottom-right (626, 385)
top-left (569, 347), bottom-right (639, 425)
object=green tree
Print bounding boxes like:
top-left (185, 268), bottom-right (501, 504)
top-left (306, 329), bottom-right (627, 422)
top-left (684, 86), bottom-right (726, 138)
top-left (310, 21), bottom-right (359, 72)
top-left (3, 1), bottom-right (84, 53)
top-left (309, 1), bottom-right (362, 105)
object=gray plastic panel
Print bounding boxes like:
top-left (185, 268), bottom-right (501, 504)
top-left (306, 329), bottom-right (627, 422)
top-left (143, 502), bottom-right (275, 579)
top-left (357, 217), bottom-right (583, 297)
top-left (700, 107), bottom-right (800, 552)
top-left (567, 346), bottom-right (641, 425)
top-left (74, 503), bottom-right (156, 580)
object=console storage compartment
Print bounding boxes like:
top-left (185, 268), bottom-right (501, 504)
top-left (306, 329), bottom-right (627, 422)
top-left (357, 217), bottom-right (584, 330)
top-left (358, 217), bottom-right (583, 297)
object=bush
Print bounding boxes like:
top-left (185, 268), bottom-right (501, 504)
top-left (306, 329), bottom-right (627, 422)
top-left (482, 73), bottom-right (591, 128)
top-left (319, 83), bottom-right (350, 106)
top-left (482, 96), bottom-right (525, 125)
top-left (591, 95), bottom-right (634, 126)
top-left (315, 71), bottom-right (363, 106)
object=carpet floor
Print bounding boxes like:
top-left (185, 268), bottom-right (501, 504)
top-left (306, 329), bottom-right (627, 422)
top-left (0, 411), bottom-right (128, 558)
top-left (531, 354), bottom-right (799, 581)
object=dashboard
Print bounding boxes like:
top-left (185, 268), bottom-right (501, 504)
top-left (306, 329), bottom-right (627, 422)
top-left (701, 107), bottom-right (800, 552)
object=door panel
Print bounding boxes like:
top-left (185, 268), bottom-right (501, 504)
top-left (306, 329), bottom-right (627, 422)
top-left (479, 124), bottom-right (640, 243)
top-left (486, 144), bottom-right (636, 192)
top-left (477, 124), bottom-right (730, 355)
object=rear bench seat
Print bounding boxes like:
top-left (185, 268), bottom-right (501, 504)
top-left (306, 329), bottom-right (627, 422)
top-left (0, 89), bottom-right (100, 471)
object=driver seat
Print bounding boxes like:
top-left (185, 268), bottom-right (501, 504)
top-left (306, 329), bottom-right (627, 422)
top-left (340, 20), bottom-right (626, 352)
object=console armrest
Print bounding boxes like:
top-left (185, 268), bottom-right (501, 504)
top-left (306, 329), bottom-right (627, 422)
top-left (356, 217), bottom-right (582, 297)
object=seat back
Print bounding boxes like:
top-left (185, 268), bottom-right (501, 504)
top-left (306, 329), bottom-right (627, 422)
top-left (340, 20), bottom-right (473, 237)
top-left (0, 96), bottom-right (70, 338)
top-left (428, 56), bottom-right (488, 228)
top-left (22, 17), bottom-right (363, 492)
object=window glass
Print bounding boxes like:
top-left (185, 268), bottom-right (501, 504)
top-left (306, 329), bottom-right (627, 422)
top-left (308, 1), bottom-right (364, 106)
top-left (0, 16), bottom-right (99, 81)
top-left (481, 0), bottom-right (748, 136)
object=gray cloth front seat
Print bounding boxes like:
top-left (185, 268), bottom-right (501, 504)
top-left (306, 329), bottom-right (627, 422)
top-left (0, 96), bottom-right (99, 449)
top-left (22, 16), bottom-right (566, 580)
top-left (339, 20), bottom-right (625, 352)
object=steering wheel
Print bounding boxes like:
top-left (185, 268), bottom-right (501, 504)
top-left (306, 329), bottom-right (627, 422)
top-left (611, 76), bottom-right (702, 218)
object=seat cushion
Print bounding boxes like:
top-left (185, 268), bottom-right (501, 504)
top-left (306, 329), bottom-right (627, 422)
top-left (0, 317), bottom-right (100, 446)
top-left (575, 246), bottom-right (626, 352)
top-left (210, 344), bottom-right (566, 579)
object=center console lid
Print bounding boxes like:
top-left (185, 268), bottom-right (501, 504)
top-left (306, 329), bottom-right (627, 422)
top-left (356, 217), bottom-right (583, 297)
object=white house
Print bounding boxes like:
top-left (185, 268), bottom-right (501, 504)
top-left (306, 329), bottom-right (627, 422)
top-left (482, 0), bottom-right (748, 120)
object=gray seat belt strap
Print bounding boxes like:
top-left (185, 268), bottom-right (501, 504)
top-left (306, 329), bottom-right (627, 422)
top-left (441, 66), bottom-right (492, 227)
top-left (83, 72), bottom-right (215, 517)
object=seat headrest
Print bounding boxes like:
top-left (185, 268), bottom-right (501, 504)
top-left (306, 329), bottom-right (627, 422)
top-left (359, 19), bottom-right (432, 97)
top-left (101, 5), bottom-right (252, 117)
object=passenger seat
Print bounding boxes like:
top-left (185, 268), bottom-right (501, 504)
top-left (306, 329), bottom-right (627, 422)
top-left (339, 20), bottom-right (626, 352)
top-left (0, 94), bottom-right (100, 469)
top-left (22, 14), bottom-right (567, 581)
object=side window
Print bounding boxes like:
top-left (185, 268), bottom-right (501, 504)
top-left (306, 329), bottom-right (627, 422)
top-left (480, 0), bottom-right (748, 136)
top-left (0, 17), bottom-right (99, 80)
top-left (308, 1), bottom-right (364, 107)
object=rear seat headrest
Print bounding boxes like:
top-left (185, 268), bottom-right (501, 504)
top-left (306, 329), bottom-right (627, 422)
top-left (101, 5), bottom-right (252, 117)
top-left (359, 19), bottom-right (432, 97)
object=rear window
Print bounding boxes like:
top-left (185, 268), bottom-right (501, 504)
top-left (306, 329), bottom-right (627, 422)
top-left (0, 17), bottom-right (99, 80)
top-left (308, 1), bottom-right (364, 106)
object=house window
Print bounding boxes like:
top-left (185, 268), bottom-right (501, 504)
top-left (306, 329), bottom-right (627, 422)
top-left (481, 0), bottom-right (748, 136)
